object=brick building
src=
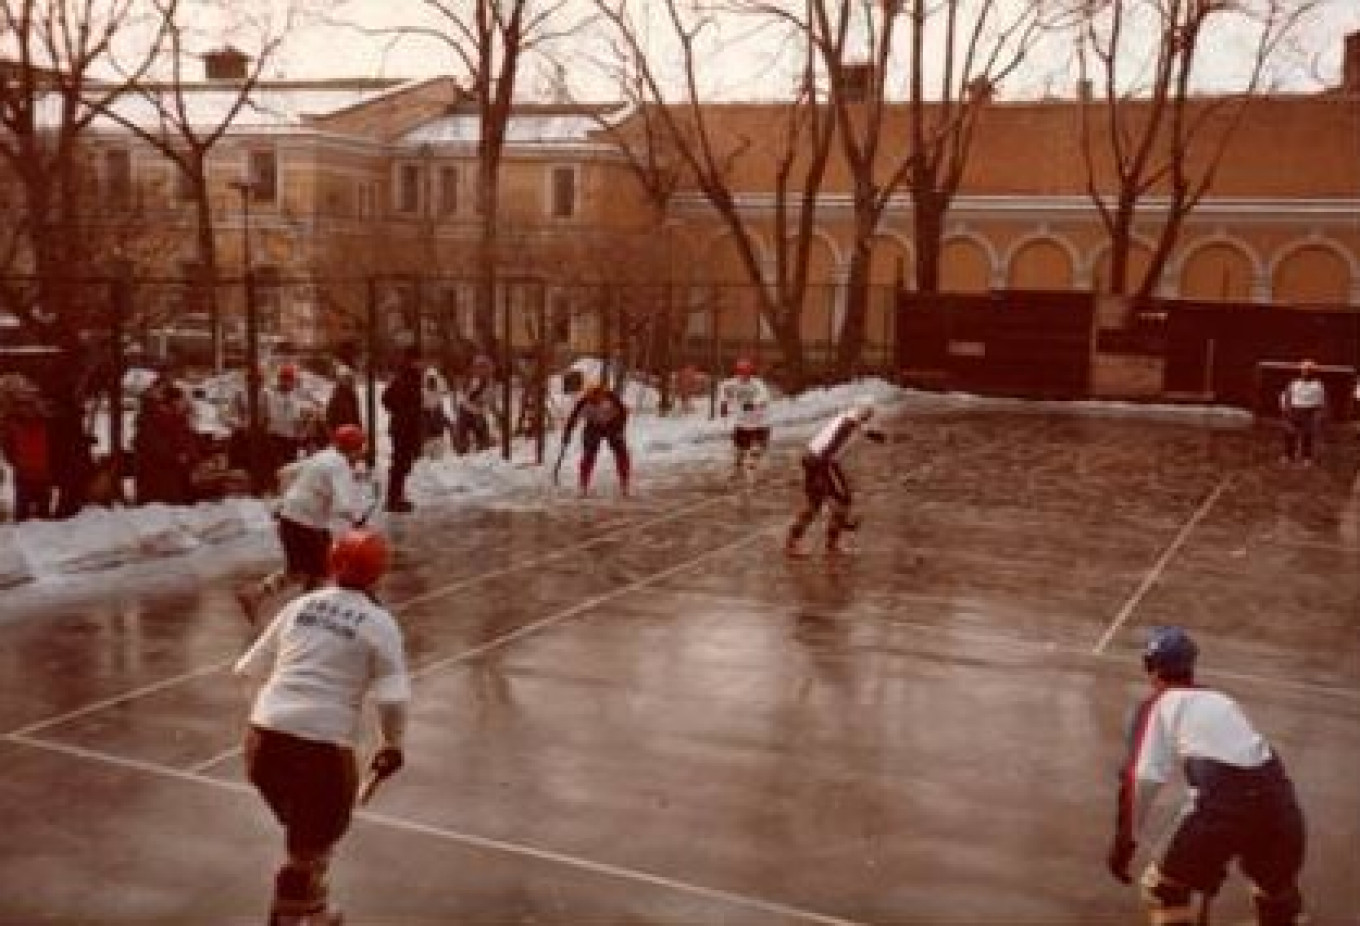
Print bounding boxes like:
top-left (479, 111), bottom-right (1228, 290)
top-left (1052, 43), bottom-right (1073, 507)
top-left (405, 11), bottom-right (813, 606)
top-left (10, 35), bottom-right (1359, 368)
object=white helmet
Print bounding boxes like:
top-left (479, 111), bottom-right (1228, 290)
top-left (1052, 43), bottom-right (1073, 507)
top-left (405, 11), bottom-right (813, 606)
top-left (851, 395), bottom-right (876, 421)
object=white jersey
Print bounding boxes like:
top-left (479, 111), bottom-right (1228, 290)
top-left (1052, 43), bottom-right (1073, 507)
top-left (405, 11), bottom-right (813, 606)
top-left (262, 386), bottom-right (309, 440)
top-left (1281, 377), bottom-right (1325, 411)
top-left (277, 446), bottom-right (364, 530)
top-left (720, 377), bottom-right (772, 430)
top-left (235, 586), bottom-right (411, 746)
top-left (806, 412), bottom-right (874, 463)
top-left (1120, 686), bottom-right (1274, 839)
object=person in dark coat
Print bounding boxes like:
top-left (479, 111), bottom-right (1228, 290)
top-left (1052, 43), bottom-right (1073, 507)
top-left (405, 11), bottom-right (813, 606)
top-left (133, 378), bottom-right (198, 505)
top-left (46, 383), bottom-right (94, 519)
top-left (325, 367), bottom-right (363, 433)
top-left (380, 347), bottom-right (423, 513)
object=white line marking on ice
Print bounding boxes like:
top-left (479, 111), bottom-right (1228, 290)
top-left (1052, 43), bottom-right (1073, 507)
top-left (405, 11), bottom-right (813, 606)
top-left (4, 730), bottom-right (865, 926)
top-left (1092, 477), bottom-right (1230, 655)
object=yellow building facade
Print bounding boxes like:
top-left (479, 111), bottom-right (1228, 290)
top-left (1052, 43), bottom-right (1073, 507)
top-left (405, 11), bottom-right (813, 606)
top-left (57, 34), bottom-right (1360, 364)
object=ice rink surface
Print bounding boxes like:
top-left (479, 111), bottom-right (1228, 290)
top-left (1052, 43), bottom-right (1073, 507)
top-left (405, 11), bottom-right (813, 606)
top-left (1, 402), bottom-right (1357, 925)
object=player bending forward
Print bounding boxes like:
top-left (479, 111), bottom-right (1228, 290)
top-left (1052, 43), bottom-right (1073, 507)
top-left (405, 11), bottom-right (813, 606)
top-left (1108, 626), bottom-right (1307, 926)
top-left (784, 396), bottom-right (885, 557)
top-left (236, 425), bottom-right (370, 625)
top-left (718, 358), bottom-right (773, 487)
top-left (235, 530), bottom-right (411, 926)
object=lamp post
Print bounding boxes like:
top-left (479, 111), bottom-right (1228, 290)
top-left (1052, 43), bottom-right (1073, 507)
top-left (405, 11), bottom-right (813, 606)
top-left (228, 176), bottom-right (263, 495)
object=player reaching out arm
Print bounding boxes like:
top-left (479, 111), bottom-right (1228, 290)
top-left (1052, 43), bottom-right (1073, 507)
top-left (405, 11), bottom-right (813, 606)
top-left (1107, 626), bottom-right (1307, 926)
top-left (718, 358), bottom-right (773, 488)
top-left (784, 396), bottom-right (885, 558)
top-left (235, 529), bottom-right (411, 926)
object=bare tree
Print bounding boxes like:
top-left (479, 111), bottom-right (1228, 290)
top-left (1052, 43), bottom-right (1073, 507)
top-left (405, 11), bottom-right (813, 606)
top-left (590, 0), bottom-right (840, 389)
top-left (95, 0), bottom-right (290, 370)
top-left (1077, 0), bottom-right (1323, 300)
top-left (386, 0), bottom-right (576, 358)
top-left (901, 0), bottom-right (1051, 296)
top-left (0, 0), bottom-right (166, 345)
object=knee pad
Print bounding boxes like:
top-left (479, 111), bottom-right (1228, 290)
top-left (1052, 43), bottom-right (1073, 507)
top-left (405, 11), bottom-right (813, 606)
top-left (1140, 863), bottom-right (1199, 926)
top-left (1252, 884), bottom-right (1304, 926)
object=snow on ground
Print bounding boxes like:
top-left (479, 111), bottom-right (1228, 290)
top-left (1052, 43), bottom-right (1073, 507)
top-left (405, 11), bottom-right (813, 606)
top-left (0, 376), bottom-right (1253, 599)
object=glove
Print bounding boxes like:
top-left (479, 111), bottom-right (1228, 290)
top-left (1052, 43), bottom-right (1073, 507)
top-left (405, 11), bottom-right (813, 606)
top-left (369, 746), bottom-right (404, 781)
top-left (1106, 835), bottom-right (1136, 884)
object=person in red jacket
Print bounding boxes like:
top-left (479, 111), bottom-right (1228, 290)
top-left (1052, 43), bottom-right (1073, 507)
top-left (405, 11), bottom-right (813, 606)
top-left (1, 388), bottom-right (53, 521)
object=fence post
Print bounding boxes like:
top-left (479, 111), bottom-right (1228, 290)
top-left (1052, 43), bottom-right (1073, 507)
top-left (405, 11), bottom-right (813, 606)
top-left (109, 266), bottom-right (130, 502)
top-left (243, 268), bottom-right (264, 496)
top-left (365, 277), bottom-right (379, 473)
top-left (500, 279), bottom-right (512, 462)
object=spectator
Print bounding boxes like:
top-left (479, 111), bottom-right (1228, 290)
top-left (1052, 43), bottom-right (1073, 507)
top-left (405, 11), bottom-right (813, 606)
top-left (421, 365), bottom-right (450, 458)
top-left (1279, 359), bottom-right (1327, 465)
top-left (452, 354), bottom-right (495, 455)
top-left (1, 384), bottom-right (53, 521)
top-left (133, 378), bottom-right (198, 505)
top-left (47, 381), bottom-right (94, 519)
top-left (325, 366), bottom-right (362, 433)
top-left (381, 346), bottom-right (423, 513)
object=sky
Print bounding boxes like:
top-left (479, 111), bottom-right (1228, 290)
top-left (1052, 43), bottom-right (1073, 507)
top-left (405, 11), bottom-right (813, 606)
top-left (0, 372), bottom-right (1252, 604)
top-left (261, 0), bottom-right (1360, 100)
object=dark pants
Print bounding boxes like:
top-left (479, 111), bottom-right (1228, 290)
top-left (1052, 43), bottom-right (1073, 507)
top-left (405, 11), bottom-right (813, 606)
top-left (1161, 758), bottom-right (1306, 917)
top-left (453, 410), bottom-right (491, 455)
top-left (1282, 407), bottom-right (1323, 462)
top-left (789, 454), bottom-right (855, 546)
top-left (580, 427), bottom-right (629, 490)
top-left (278, 517), bottom-right (332, 589)
top-left (245, 726), bottom-right (358, 920)
top-left (387, 438), bottom-right (419, 505)
top-left (12, 476), bottom-right (52, 521)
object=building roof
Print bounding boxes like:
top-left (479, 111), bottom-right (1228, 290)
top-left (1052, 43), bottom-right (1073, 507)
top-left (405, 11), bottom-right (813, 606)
top-left (54, 78), bottom-right (415, 133)
top-left (400, 105), bottom-right (624, 150)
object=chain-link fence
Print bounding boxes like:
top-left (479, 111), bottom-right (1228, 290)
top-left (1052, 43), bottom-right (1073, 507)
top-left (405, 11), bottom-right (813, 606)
top-left (1, 272), bottom-right (900, 516)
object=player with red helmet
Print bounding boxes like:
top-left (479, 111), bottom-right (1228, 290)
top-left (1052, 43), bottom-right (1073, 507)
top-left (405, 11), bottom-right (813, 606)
top-left (235, 528), bottom-right (409, 926)
top-left (235, 424), bottom-right (373, 625)
top-left (718, 358), bottom-right (773, 491)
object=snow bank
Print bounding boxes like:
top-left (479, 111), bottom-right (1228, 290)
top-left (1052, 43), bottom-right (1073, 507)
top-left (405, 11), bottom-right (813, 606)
top-left (0, 376), bottom-right (1252, 588)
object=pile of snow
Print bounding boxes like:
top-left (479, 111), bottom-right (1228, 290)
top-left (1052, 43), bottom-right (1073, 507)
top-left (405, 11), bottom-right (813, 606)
top-left (0, 375), bottom-right (1256, 591)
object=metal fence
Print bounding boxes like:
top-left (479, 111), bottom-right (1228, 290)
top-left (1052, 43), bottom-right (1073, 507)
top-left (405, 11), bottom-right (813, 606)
top-left (1, 272), bottom-right (901, 507)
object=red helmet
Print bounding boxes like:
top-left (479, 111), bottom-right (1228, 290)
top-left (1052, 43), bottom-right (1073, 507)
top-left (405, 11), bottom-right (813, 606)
top-left (734, 358), bottom-right (755, 377)
top-left (332, 424), bottom-right (366, 455)
top-left (329, 530), bottom-right (389, 589)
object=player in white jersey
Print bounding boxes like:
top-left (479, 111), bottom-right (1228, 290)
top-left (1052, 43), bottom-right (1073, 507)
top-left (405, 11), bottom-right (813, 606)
top-left (236, 425), bottom-right (370, 625)
top-left (718, 358), bottom-right (773, 488)
top-left (236, 529), bottom-right (410, 926)
top-left (1278, 359), bottom-right (1327, 465)
top-left (784, 395), bottom-right (885, 557)
top-left (1107, 626), bottom-right (1306, 926)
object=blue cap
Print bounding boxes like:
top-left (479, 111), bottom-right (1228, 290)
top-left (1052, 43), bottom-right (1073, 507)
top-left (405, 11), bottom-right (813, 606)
top-left (1142, 626), bottom-right (1199, 677)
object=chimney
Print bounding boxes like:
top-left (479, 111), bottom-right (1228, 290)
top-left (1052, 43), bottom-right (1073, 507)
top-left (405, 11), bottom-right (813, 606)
top-left (1344, 32), bottom-right (1360, 92)
top-left (204, 46), bottom-right (250, 82)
